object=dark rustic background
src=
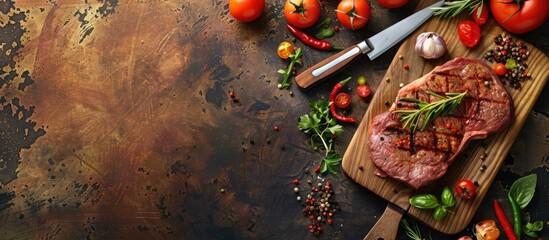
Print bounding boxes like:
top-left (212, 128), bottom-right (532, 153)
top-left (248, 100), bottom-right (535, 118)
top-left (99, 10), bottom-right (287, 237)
top-left (0, 0), bottom-right (547, 239)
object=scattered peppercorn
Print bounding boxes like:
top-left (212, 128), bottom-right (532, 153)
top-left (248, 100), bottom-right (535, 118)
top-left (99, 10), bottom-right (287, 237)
top-left (314, 166), bottom-right (321, 173)
top-left (274, 125), bottom-right (280, 131)
top-left (404, 64), bottom-right (409, 70)
top-left (296, 180), bottom-right (338, 236)
top-left (293, 179), bottom-right (299, 185)
top-left (229, 91), bottom-right (235, 98)
top-left (334, 26), bottom-right (340, 32)
top-left (484, 34), bottom-right (531, 89)
top-left (220, 188), bottom-right (226, 193)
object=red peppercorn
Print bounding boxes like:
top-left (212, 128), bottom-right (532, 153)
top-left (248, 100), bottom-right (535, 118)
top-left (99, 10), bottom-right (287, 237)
top-left (293, 179), bottom-right (299, 185)
top-left (317, 226), bottom-right (322, 232)
top-left (229, 91), bottom-right (235, 98)
top-left (314, 166), bottom-right (321, 172)
top-left (327, 219), bottom-right (333, 225)
top-left (274, 125), bottom-right (280, 131)
top-left (404, 64), bottom-right (410, 70)
top-left (308, 225), bottom-right (314, 230)
top-left (334, 26), bottom-right (340, 32)
top-left (233, 97), bottom-right (240, 103)
top-left (309, 215), bottom-right (314, 220)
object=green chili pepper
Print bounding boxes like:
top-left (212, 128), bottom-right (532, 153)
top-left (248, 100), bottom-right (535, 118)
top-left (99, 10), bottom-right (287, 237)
top-left (508, 193), bottom-right (522, 239)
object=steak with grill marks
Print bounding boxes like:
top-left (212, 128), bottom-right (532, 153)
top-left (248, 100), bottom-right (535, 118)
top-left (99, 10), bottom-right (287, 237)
top-left (369, 58), bottom-right (514, 189)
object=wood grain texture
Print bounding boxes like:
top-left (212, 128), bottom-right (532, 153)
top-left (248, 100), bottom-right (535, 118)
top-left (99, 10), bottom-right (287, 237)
top-left (342, 0), bottom-right (549, 235)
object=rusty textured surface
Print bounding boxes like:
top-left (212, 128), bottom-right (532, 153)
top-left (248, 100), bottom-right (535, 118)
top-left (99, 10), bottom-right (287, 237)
top-left (0, 0), bottom-right (547, 239)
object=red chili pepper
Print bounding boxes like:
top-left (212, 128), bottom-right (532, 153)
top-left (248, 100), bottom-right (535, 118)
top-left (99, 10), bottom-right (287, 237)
top-left (286, 24), bottom-right (343, 51)
top-left (329, 77), bottom-right (356, 123)
top-left (494, 200), bottom-right (517, 240)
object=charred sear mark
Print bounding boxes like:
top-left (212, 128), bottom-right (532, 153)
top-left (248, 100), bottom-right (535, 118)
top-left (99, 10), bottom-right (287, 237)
top-left (0, 97), bottom-right (46, 184)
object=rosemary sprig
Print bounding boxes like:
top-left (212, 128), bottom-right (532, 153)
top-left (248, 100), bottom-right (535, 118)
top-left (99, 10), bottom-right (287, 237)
top-left (394, 91), bottom-right (467, 133)
top-left (431, 0), bottom-right (483, 18)
top-left (400, 219), bottom-right (433, 240)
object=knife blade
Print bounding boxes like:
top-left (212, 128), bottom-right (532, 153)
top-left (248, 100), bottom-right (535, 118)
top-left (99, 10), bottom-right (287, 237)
top-left (295, 0), bottom-right (445, 89)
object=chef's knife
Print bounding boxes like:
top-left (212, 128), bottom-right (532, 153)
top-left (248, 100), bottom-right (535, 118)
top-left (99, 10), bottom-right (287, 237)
top-left (295, 0), bottom-right (445, 89)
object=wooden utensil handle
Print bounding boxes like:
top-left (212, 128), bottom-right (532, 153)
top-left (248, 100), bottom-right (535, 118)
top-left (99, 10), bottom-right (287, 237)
top-left (295, 42), bottom-right (370, 89)
top-left (363, 204), bottom-right (404, 240)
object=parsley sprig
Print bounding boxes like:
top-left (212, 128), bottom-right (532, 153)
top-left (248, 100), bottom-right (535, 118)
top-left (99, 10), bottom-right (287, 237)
top-left (277, 47), bottom-right (302, 89)
top-left (431, 0), bottom-right (483, 18)
top-left (394, 91), bottom-right (467, 133)
top-left (298, 100), bottom-right (343, 174)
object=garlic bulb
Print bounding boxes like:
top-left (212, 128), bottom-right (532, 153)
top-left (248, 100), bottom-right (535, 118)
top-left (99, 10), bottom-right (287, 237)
top-left (415, 32), bottom-right (447, 59)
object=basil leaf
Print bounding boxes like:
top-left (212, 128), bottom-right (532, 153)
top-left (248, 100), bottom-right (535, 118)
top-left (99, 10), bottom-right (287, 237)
top-left (441, 186), bottom-right (456, 207)
top-left (509, 174), bottom-right (537, 209)
top-left (410, 194), bottom-right (440, 209)
top-left (433, 206), bottom-right (447, 221)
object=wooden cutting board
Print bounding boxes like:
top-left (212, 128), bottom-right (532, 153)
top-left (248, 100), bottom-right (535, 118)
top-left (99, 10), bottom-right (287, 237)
top-left (341, 0), bottom-right (549, 235)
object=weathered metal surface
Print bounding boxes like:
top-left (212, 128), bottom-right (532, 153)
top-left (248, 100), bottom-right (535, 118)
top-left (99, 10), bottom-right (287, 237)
top-left (0, 0), bottom-right (547, 239)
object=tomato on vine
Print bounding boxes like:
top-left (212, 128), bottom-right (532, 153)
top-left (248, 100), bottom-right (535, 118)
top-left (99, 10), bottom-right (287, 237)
top-left (490, 0), bottom-right (549, 34)
top-left (336, 0), bottom-right (371, 31)
top-left (284, 0), bottom-right (321, 29)
top-left (455, 179), bottom-right (476, 199)
top-left (229, 0), bottom-right (265, 22)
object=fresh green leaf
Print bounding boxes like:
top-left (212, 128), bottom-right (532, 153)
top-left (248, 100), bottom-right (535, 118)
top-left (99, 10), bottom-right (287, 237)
top-left (298, 100), bottom-right (344, 175)
top-left (509, 174), bottom-right (537, 209)
top-left (278, 47), bottom-right (303, 89)
top-left (433, 206), bottom-right (447, 221)
top-left (400, 219), bottom-right (423, 240)
top-left (410, 194), bottom-right (440, 209)
top-left (394, 91), bottom-right (467, 133)
top-left (523, 221), bottom-right (543, 238)
top-left (432, 0), bottom-right (482, 18)
top-left (441, 186), bottom-right (456, 207)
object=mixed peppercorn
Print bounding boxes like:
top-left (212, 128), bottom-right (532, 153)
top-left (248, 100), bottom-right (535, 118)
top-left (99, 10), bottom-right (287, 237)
top-left (483, 34), bottom-right (531, 89)
top-left (293, 177), bottom-right (339, 236)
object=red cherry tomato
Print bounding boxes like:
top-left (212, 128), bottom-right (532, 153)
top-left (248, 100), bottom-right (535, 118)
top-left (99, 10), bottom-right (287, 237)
top-left (472, 2), bottom-right (489, 26)
top-left (356, 84), bottom-right (371, 98)
top-left (455, 179), bottom-right (477, 199)
top-left (490, 0), bottom-right (549, 34)
top-left (376, 0), bottom-right (409, 9)
top-left (336, 0), bottom-right (371, 31)
top-left (229, 0), bottom-right (265, 22)
top-left (284, 0), bottom-right (321, 28)
top-left (457, 20), bottom-right (481, 48)
top-left (334, 92), bottom-right (351, 109)
top-left (493, 63), bottom-right (507, 76)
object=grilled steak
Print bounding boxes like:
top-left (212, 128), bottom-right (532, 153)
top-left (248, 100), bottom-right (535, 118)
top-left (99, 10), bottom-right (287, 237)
top-left (369, 58), bottom-right (514, 189)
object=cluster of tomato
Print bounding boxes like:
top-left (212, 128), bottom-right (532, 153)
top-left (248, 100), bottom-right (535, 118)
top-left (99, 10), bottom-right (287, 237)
top-left (229, 0), bottom-right (411, 30)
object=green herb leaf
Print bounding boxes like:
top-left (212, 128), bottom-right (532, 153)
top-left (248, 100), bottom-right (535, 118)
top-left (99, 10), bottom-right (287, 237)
top-left (410, 194), bottom-right (440, 209)
top-left (523, 221), bottom-right (543, 238)
top-left (400, 219), bottom-right (423, 240)
top-left (432, 0), bottom-right (482, 18)
top-left (509, 174), bottom-right (537, 209)
top-left (322, 154), bottom-right (341, 174)
top-left (278, 47), bottom-right (303, 89)
top-left (394, 91), bottom-right (467, 133)
top-left (441, 186), bottom-right (456, 207)
top-left (298, 100), bottom-right (344, 175)
top-left (433, 206), bottom-right (447, 221)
